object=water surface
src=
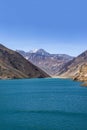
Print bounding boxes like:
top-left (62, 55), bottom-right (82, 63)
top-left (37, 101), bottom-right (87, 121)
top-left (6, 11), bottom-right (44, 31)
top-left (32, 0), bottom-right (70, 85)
top-left (0, 78), bottom-right (87, 130)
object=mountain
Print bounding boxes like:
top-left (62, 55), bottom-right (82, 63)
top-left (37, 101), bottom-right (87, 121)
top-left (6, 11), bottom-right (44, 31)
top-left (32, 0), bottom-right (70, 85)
top-left (74, 64), bottom-right (87, 82)
top-left (17, 49), bottom-right (73, 76)
top-left (29, 49), bottom-right (50, 56)
top-left (58, 50), bottom-right (87, 82)
top-left (0, 44), bottom-right (50, 79)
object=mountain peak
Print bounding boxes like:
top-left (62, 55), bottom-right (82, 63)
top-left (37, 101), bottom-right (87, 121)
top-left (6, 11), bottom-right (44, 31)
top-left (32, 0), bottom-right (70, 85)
top-left (29, 49), bottom-right (38, 53)
top-left (35, 49), bottom-right (50, 56)
top-left (29, 49), bottom-right (50, 56)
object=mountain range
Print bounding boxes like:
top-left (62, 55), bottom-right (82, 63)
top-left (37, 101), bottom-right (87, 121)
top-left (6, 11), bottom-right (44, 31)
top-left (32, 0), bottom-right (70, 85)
top-left (17, 49), bottom-right (73, 76)
top-left (17, 48), bottom-right (87, 85)
top-left (0, 44), bottom-right (50, 79)
top-left (0, 44), bottom-right (87, 85)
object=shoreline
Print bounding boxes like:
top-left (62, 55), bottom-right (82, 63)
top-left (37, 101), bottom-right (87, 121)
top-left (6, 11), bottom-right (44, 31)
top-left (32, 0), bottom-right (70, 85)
top-left (51, 76), bottom-right (68, 79)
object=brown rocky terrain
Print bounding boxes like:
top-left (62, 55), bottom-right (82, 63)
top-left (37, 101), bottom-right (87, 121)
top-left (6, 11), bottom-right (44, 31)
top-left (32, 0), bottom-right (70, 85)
top-left (58, 50), bottom-right (87, 86)
top-left (73, 64), bottom-right (87, 82)
top-left (0, 44), bottom-right (50, 79)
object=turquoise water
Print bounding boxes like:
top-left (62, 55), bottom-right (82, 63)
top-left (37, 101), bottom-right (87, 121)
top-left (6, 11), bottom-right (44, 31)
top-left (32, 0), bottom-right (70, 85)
top-left (0, 78), bottom-right (87, 130)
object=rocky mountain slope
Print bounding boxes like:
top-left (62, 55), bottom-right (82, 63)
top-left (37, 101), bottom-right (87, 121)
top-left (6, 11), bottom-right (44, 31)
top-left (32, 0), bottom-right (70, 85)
top-left (58, 50), bottom-right (87, 83)
top-left (0, 44), bottom-right (50, 79)
top-left (74, 64), bottom-right (87, 82)
top-left (17, 49), bottom-right (73, 76)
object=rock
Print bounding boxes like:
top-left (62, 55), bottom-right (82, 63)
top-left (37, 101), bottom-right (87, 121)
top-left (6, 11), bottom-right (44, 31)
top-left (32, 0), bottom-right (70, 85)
top-left (81, 82), bottom-right (87, 87)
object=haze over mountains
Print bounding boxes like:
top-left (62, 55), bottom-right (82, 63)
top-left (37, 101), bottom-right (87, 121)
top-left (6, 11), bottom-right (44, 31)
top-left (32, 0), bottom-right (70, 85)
top-left (0, 44), bottom-right (50, 79)
top-left (17, 49), bottom-right (73, 76)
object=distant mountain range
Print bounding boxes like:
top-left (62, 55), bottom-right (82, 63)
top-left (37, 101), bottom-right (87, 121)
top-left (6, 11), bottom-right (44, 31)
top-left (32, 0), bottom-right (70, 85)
top-left (0, 44), bottom-right (50, 79)
top-left (17, 49), bottom-right (74, 76)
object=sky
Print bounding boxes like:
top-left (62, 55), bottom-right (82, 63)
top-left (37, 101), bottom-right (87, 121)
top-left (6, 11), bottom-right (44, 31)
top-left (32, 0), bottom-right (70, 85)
top-left (0, 0), bottom-right (87, 56)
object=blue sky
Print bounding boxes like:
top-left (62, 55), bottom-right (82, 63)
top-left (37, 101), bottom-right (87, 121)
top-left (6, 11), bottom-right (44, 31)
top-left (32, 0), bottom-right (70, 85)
top-left (0, 0), bottom-right (87, 56)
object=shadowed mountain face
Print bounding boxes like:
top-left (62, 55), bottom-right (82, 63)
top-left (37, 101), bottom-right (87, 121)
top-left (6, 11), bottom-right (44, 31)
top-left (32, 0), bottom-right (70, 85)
top-left (17, 49), bottom-right (73, 76)
top-left (58, 50), bottom-right (87, 82)
top-left (0, 44), bottom-right (50, 79)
